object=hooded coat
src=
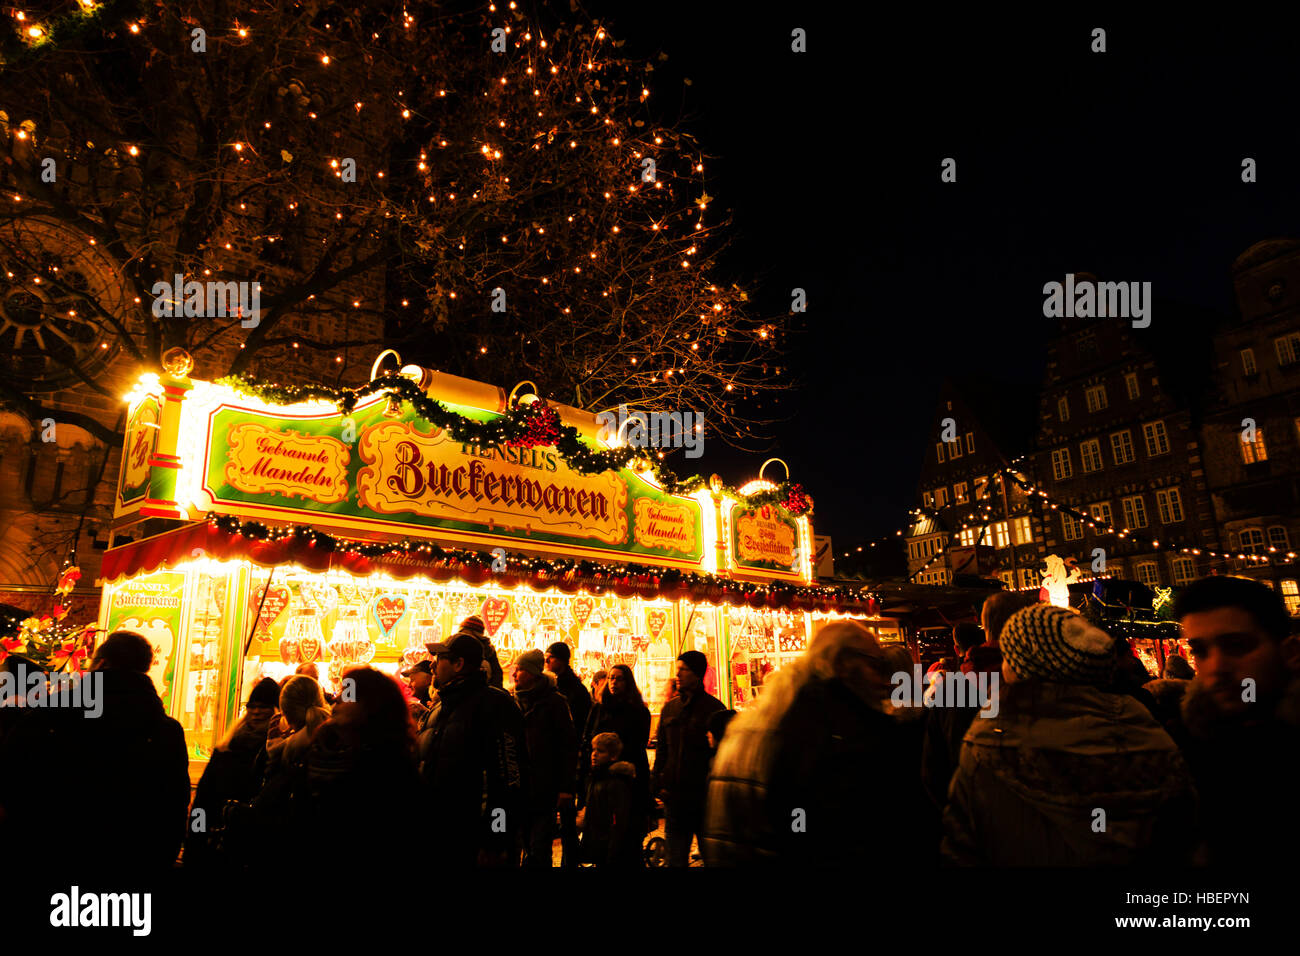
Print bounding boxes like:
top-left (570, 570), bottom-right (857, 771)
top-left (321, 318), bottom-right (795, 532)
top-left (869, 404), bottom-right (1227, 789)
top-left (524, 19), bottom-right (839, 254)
top-left (514, 672), bottom-right (578, 806)
top-left (580, 759), bottom-right (643, 867)
top-left (941, 680), bottom-right (1198, 866)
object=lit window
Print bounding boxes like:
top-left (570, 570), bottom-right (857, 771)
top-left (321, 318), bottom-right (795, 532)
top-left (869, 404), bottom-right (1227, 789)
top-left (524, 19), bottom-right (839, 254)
top-left (947, 437), bottom-right (963, 459)
top-left (1019, 568), bottom-right (1040, 589)
top-left (1241, 348), bottom-right (1257, 375)
top-left (1155, 488), bottom-right (1184, 524)
top-left (990, 521), bottom-right (1010, 548)
top-left (1240, 427), bottom-right (1268, 464)
top-left (958, 528), bottom-right (978, 547)
top-left (1171, 557), bottom-right (1196, 586)
top-left (1091, 502), bottom-right (1113, 528)
top-left (1110, 430), bottom-right (1136, 464)
top-left (1124, 373), bottom-right (1140, 400)
top-left (922, 491), bottom-right (934, 508)
top-left (1013, 517), bottom-right (1033, 544)
top-left (1051, 447), bottom-right (1073, 481)
top-left (974, 476), bottom-right (989, 500)
top-left (1281, 580), bottom-right (1300, 616)
top-left (1142, 420), bottom-right (1170, 457)
top-left (1135, 562), bottom-right (1160, 587)
top-left (1062, 513), bottom-right (1085, 541)
top-left (1086, 384), bottom-right (1108, 413)
top-left (954, 482), bottom-right (969, 504)
top-left (1080, 438), bottom-right (1103, 473)
top-left (1122, 495), bottom-right (1149, 529)
top-left (935, 487), bottom-right (949, 508)
top-left (1057, 396), bottom-right (1069, 422)
top-left (1276, 332), bottom-right (1300, 367)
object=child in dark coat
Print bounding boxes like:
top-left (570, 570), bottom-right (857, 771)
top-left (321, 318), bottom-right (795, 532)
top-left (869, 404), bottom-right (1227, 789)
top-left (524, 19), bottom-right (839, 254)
top-left (579, 732), bottom-right (643, 867)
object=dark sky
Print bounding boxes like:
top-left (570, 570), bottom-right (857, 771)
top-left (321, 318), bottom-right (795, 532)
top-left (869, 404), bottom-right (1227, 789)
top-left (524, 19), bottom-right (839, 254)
top-left (583, 5), bottom-right (1300, 547)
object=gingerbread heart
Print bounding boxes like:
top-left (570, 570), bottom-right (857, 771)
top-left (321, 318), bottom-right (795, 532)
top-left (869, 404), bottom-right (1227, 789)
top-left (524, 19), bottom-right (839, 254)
top-left (572, 596), bottom-right (595, 627)
top-left (252, 584), bottom-right (291, 635)
top-left (646, 608), bottom-right (668, 639)
top-left (370, 594), bottom-right (408, 643)
top-left (481, 596), bottom-right (510, 637)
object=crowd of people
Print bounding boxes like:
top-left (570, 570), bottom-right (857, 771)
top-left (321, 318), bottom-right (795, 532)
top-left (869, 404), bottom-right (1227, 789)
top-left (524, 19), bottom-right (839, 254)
top-left (0, 575), bottom-right (1296, 872)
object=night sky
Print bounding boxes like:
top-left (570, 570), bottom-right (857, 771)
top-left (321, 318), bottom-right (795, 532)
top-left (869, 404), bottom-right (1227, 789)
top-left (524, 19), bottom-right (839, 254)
top-left (583, 6), bottom-right (1300, 548)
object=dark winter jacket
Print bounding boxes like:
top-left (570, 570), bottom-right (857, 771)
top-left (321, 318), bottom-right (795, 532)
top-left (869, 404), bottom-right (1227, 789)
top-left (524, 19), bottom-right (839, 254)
top-left (553, 666), bottom-right (592, 739)
top-left (416, 670), bottom-right (527, 863)
top-left (0, 669), bottom-right (190, 872)
top-left (580, 692), bottom-right (652, 814)
top-left (515, 674), bottom-right (578, 806)
top-left (1167, 674), bottom-right (1300, 868)
top-left (184, 722), bottom-right (267, 867)
top-left (703, 678), bottom-right (920, 866)
top-left (580, 760), bottom-right (643, 867)
top-left (941, 680), bottom-right (1197, 866)
top-left (653, 687), bottom-right (725, 812)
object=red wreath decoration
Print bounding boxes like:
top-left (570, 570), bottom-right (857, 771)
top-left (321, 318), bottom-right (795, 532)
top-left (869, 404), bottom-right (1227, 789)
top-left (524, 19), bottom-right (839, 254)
top-left (782, 483), bottom-right (811, 516)
top-left (507, 401), bottom-right (562, 448)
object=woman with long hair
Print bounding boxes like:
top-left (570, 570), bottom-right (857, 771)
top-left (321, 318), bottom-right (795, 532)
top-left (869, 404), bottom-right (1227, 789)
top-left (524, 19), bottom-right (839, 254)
top-left (581, 663), bottom-right (652, 820)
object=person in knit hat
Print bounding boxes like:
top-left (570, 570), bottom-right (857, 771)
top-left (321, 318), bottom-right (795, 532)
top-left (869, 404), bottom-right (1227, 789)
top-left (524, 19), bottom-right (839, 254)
top-left (941, 603), bottom-right (1196, 866)
top-left (654, 650), bottom-right (725, 866)
top-left (512, 648), bottom-right (577, 867)
top-left (459, 614), bottom-right (504, 689)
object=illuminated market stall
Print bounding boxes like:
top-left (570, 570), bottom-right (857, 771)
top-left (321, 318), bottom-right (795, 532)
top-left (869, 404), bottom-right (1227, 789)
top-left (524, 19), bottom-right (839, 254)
top-left (99, 350), bottom-right (889, 767)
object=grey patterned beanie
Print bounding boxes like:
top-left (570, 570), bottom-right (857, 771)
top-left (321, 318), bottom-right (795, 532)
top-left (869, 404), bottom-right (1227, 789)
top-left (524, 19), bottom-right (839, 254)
top-left (1000, 603), bottom-right (1115, 685)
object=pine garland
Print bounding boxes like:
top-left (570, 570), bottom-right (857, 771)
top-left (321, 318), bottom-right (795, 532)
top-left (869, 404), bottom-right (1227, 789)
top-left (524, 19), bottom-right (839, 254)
top-left (214, 373), bottom-right (813, 516)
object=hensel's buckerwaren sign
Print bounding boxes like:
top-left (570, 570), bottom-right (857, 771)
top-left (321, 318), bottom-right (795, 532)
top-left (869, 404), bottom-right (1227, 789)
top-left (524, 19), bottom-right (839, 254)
top-left (198, 395), bottom-right (705, 567)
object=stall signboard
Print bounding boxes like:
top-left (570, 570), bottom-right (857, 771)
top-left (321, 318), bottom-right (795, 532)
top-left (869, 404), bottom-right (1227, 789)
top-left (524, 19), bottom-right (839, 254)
top-left (115, 394), bottom-right (161, 517)
top-left (103, 569), bottom-right (186, 710)
top-left (730, 503), bottom-right (801, 578)
top-left (195, 395), bottom-right (706, 568)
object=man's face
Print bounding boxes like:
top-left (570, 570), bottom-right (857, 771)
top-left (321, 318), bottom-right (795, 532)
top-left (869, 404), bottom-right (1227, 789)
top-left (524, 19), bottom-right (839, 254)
top-left (515, 667), bottom-right (536, 691)
top-left (675, 661), bottom-right (700, 693)
top-left (434, 655), bottom-right (462, 688)
top-left (1181, 607), bottom-right (1284, 717)
top-left (409, 671), bottom-right (432, 695)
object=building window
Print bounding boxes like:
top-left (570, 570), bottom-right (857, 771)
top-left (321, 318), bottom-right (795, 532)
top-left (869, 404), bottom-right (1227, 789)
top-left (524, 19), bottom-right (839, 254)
top-left (1135, 562), bottom-right (1160, 587)
top-left (1124, 373), bottom-right (1140, 400)
top-left (1110, 430), bottom-right (1136, 464)
top-left (974, 476), bottom-right (989, 501)
top-left (1268, 526), bottom-right (1290, 551)
top-left (1019, 568), bottom-right (1040, 590)
top-left (1062, 513), bottom-right (1085, 541)
top-left (936, 443), bottom-right (945, 464)
top-left (990, 521), bottom-right (1010, 548)
top-left (1122, 495), bottom-right (1149, 530)
top-left (999, 570), bottom-right (1015, 589)
top-left (1155, 488), bottom-right (1185, 524)
top-left (1013, 516), bottom-right (1033, 544)
top-left (1240, 428), bottom-right (1268, 464)
top-left (1142, 420), bottom-right (1170, 457)
top-left (958, 528), bottom-right (978, 547)
top-left (1241, 348), bottom-right (1257, 375)
top-left (1085, 384), bottom-right (1109, 413)
top-left (935, 487), bottom-right (949, 508)
top-left (954, 481), bottom-right (969, 504)
top-left (947, 438), bottom-right (963, 459)
top-left (1239, 528), bottom-right (1266, 554)
top-left (1276, 332), bottom-right (1300, 367)
top-left (1281, 580), bottom-right (1300, 616)
top-left (1051, 447), bottom-right (1073, 481)
top-left (1080, 438), bottom-right (1103, 473)
top-left (965, 432), bottom-right (975, 454)
top-left (922, 490), bottom-right (934, 508)
top-left (1057, 396), bottom-right (1069, 422)
top-left (1171, 557), bottom-right (1196, 586)
top-left (1091, 501), bottom-right (1113, 529)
